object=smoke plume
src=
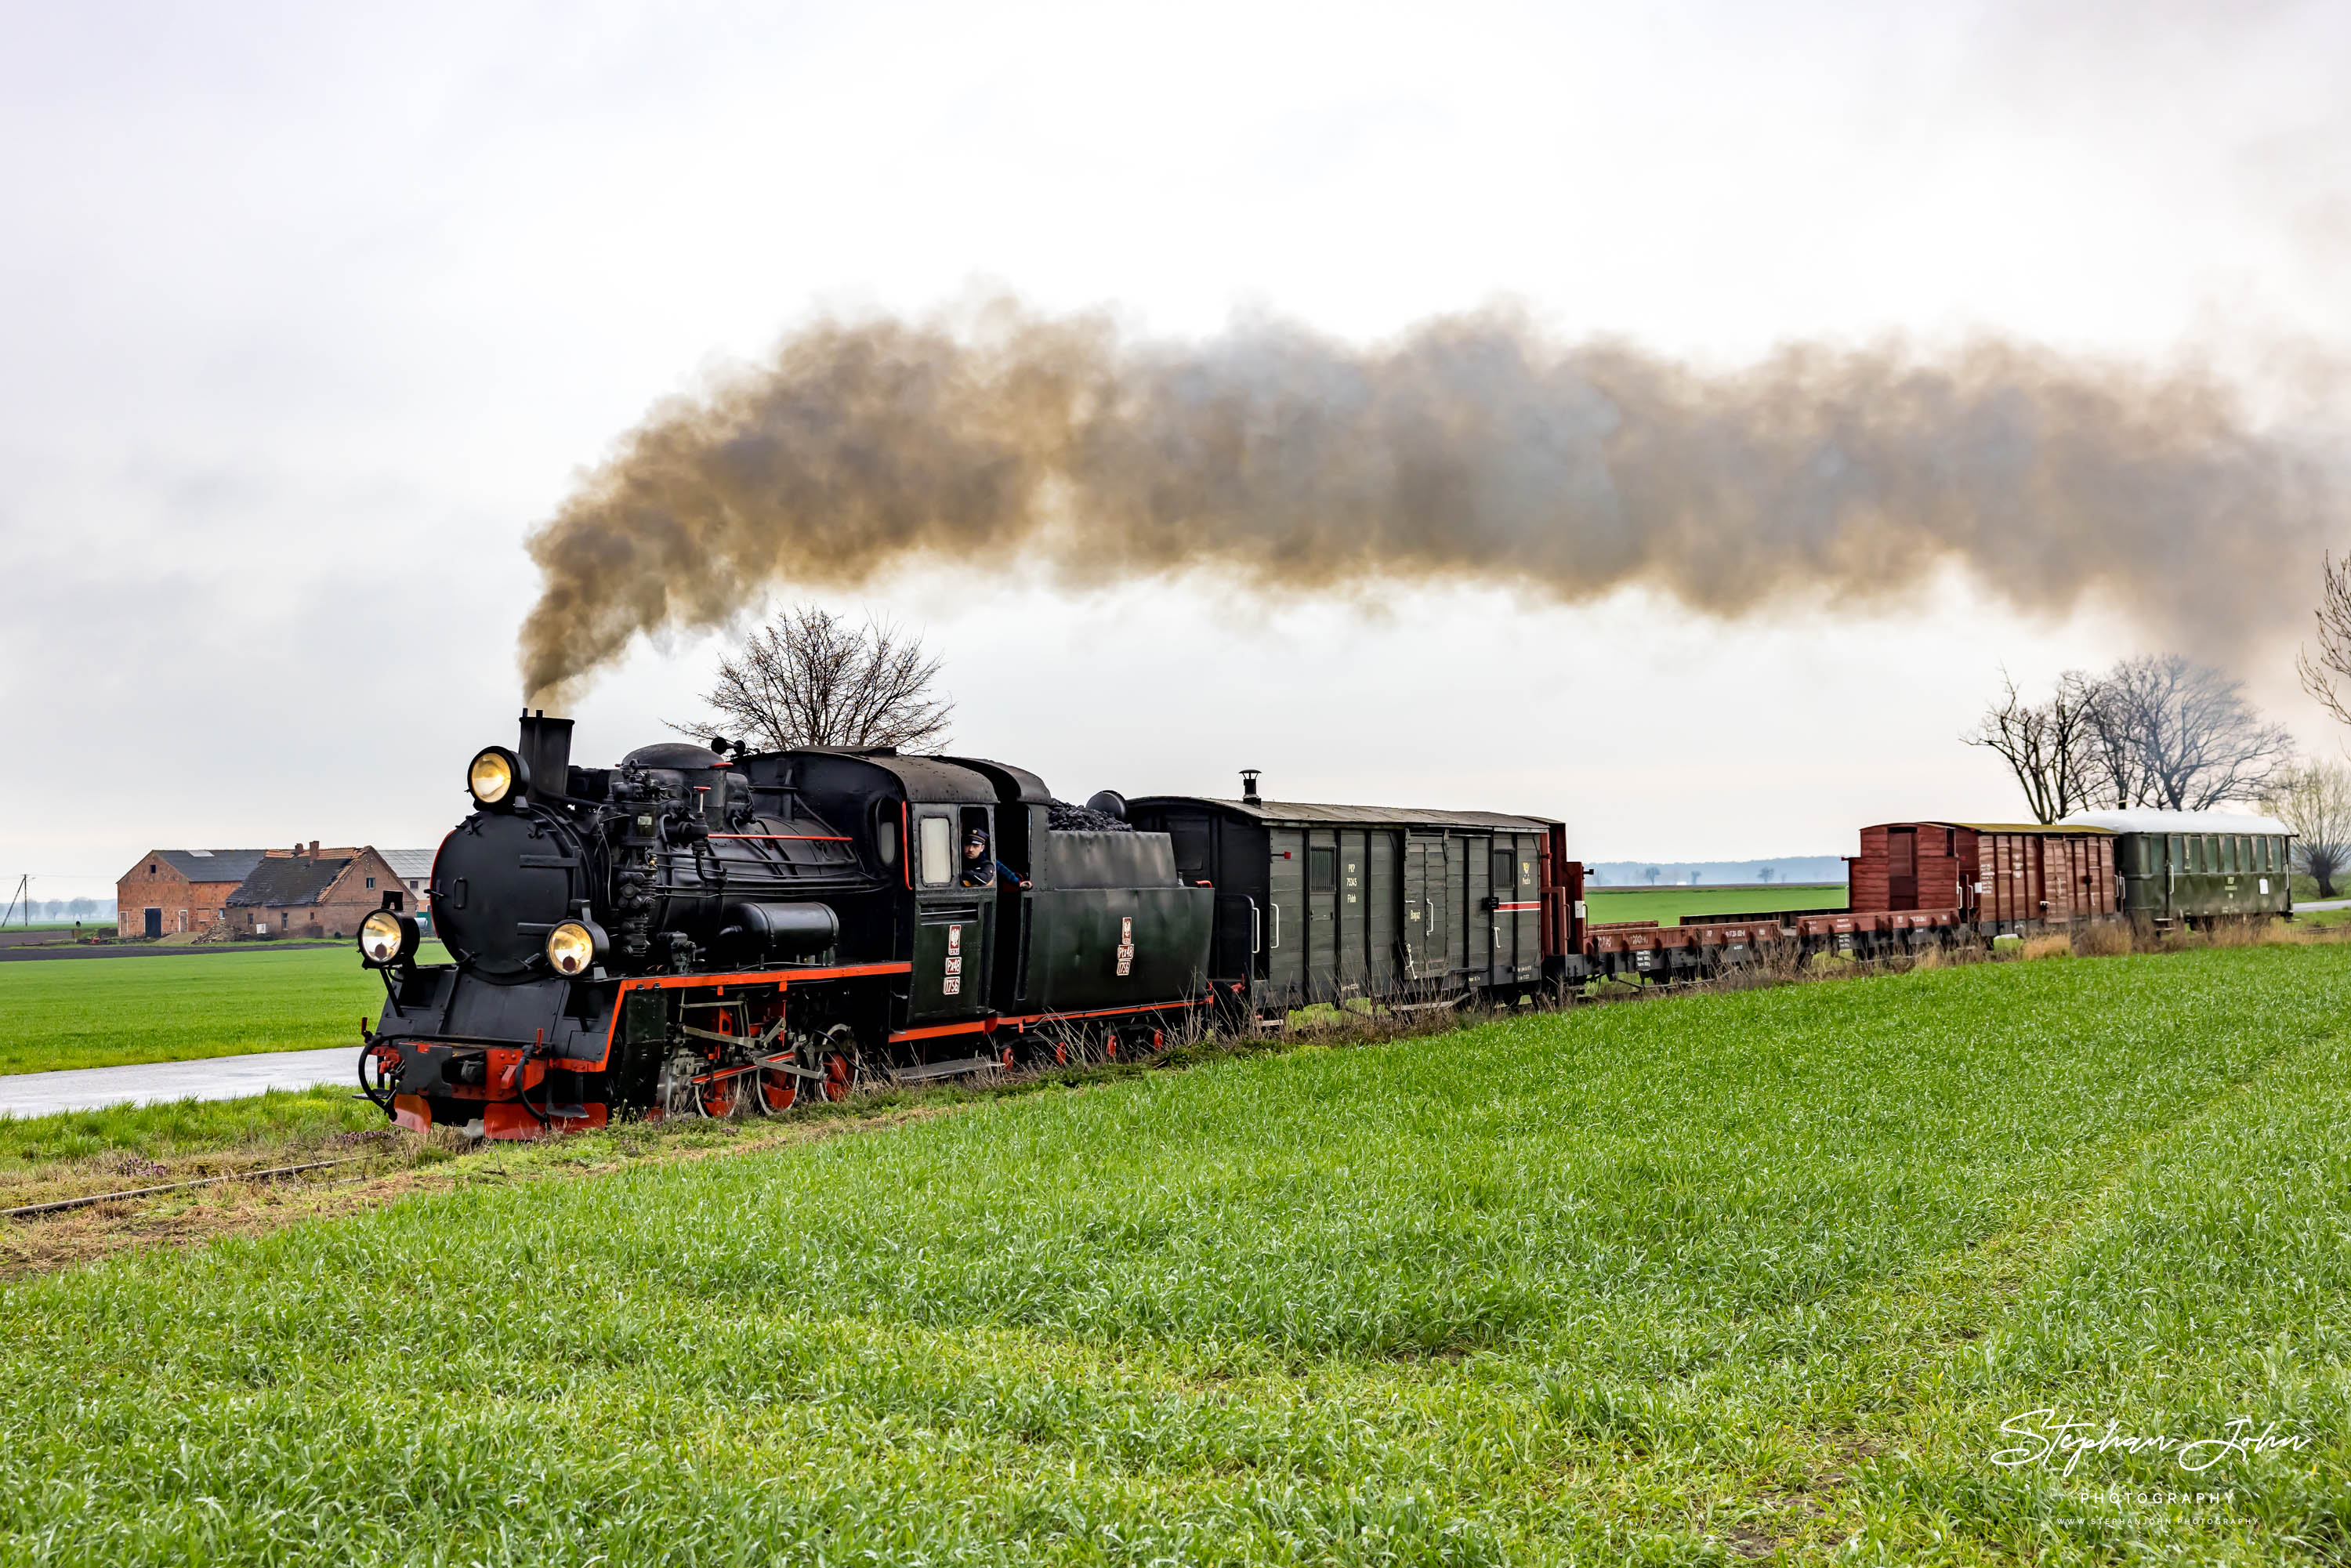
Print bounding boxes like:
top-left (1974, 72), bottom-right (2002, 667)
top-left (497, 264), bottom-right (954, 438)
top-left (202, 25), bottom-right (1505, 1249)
top-left (520, 300), bottom-right (2338, 704)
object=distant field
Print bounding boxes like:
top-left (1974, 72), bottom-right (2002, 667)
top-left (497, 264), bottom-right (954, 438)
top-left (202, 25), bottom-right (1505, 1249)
top-left (0, 944), bottom-right (2341, 1561)
top-left (1585, 882), bottom-right (1845, 925)
top-left (0, 943), bottom-right (451, 1076)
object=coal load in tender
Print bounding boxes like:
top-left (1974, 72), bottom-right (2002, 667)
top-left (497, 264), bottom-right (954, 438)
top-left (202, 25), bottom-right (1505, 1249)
top-left (1047, 798), bottom-right (1133, 832)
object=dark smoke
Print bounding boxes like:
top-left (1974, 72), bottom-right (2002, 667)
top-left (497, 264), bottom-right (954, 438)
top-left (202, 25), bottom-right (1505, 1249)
top-left (520, 300), bottom-right (2338, 704)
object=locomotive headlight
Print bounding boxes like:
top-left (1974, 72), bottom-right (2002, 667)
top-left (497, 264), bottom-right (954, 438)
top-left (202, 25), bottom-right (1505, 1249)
top-left (545, 918), bottom-right (605, 977)
top-left (358, 909), bottom-right (419, 968)
top-left (466, 746), bottom-right (527, 808)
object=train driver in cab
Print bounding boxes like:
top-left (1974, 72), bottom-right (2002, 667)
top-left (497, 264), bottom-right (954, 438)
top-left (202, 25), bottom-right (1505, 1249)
top-left (962, 829), bottom-right (1030, 889)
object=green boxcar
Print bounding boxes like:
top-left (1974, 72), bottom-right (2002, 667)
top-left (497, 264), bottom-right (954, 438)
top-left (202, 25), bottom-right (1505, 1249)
top-left (2060, 810), bottom-right (2294, 922)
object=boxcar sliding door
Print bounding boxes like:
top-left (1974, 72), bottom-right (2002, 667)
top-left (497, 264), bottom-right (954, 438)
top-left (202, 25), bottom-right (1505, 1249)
top-left (1266, 829), bottom-right (1304, 1002)
top-left (1402, 835), bottom-right (1443, 986)
top-left (1306, 830), bottom-right (1339, 1001)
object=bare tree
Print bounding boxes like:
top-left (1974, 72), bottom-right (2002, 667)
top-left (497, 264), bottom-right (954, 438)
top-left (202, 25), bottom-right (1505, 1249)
top-left (2087, 654), bottom-right (2292, 810)
top-left (2263, 761), bottom-right (2351, 898)
top-left (676, 607), bottom-right (953, 753)
top-left (1964, 668), bottom-right (2100, 823)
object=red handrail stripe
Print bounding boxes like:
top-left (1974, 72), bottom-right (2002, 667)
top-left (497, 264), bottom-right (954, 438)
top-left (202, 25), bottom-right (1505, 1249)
top-left (708, 833), bottom-right (853, 842)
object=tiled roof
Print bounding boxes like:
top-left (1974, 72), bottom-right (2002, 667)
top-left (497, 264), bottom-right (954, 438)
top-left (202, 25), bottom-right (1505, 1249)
top-left (226, 856), bottom-right (353, 907)
top-left (137, 850), bottom-right (270, 884)
top-left (379, 849), bottom-right (435, 881)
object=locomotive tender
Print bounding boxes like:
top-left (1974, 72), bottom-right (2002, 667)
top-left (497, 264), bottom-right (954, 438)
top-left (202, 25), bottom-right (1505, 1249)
top-left (357, 715), bottom-right (2294, 1139)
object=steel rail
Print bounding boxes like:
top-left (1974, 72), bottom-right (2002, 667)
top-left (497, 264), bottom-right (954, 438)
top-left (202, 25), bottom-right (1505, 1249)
top-left (3, 1156), bottom-right (370, 1219)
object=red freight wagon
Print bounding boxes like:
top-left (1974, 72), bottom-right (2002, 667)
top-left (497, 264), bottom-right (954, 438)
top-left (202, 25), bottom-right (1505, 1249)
top-left (1849, 822), bottom-right (2117, 928)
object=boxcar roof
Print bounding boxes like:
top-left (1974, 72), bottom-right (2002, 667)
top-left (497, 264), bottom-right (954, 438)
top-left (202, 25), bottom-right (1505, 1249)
top-left (2059, 809), bottom-right (2293, 836)
top-left (1130, 795), bottom-right (1559, 831)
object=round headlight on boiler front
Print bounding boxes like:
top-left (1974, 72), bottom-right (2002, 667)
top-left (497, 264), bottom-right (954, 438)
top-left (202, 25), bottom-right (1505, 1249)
top-left (466, 746), bottom-right (527, 808)
top-left (546, 919), bottom-right (603, 977)
top-left (358, 909), bottom-right (418, 968)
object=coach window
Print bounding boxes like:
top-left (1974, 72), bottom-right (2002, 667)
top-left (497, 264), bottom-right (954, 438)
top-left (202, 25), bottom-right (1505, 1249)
top-left (1308, 846), bottom-right (1337, 893)
top-left (918, 813), bottom-right (954, 888)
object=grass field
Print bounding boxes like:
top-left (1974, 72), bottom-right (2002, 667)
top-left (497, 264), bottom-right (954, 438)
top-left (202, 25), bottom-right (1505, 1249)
top-left (1585, 881), bottom-right (1846, 925)
top-left (0, 943), bottom-right (2342, 1562)
top-left (0, 944), bottom-right (448, 1076)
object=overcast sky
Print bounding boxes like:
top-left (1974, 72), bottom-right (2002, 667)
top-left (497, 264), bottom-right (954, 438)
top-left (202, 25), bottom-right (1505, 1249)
top-left (5, 0), bottom-right (2349, 899)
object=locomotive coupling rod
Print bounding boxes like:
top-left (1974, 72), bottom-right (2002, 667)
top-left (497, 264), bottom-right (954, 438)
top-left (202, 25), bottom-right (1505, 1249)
top-left (5, 1157), bottom-right (368, 1220)
top-left (690, 1050), bottom-right (824, 1085)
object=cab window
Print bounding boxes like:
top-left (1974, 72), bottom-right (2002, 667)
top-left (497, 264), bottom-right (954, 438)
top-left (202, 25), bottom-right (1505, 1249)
top-left (918, 814), bottom-right (954, 888)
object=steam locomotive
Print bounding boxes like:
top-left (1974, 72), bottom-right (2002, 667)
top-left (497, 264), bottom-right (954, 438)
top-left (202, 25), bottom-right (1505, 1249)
top-left (359, 712), bottom-right (2294, 1139)
top-left (360, 713), bottom-right (1237, 1138)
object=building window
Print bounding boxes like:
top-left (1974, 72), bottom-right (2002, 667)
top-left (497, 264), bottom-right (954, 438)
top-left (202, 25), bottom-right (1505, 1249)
top-left (365, 877), bottom-right (375, 889)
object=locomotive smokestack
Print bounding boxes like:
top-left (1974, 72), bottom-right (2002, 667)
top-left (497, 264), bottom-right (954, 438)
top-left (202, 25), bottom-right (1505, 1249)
top-left (516, 710), bottom-right (574, 802)
top-left (515, 298), bottom-right (2342, 704)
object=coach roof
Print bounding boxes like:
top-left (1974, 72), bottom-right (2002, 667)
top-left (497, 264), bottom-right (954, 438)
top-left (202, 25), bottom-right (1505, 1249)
top-left (2060, 808), bottom-right (2293, 837)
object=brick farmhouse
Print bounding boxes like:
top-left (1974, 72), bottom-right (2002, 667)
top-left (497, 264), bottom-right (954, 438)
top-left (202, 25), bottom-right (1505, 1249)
top-left (117, 842), bottom-right (433, 940)
top-left (223, 842), bottom-right (422, 940)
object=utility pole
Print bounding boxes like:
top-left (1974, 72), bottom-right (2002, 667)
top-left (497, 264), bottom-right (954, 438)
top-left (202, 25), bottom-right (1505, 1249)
top-left (2, 875), bottom-right (27, 927)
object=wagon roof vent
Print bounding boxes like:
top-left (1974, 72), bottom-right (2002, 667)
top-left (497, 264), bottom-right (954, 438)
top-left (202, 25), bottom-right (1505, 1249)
top-left (1241, 769), bottom-right (1261, 804)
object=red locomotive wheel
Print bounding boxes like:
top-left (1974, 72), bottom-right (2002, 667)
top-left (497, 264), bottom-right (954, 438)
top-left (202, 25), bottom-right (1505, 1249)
top-left (1001, 1046), bottom-right (1016, 1071)
top-left (823, 1052), bottom-right (853, 1103)
top-left (1054, 1041), bottom-right (1068, 1067)
top-left (697, 1075), bottom-right (740, 1118)
top-left (759, 1070), bottom-right (797, 1113)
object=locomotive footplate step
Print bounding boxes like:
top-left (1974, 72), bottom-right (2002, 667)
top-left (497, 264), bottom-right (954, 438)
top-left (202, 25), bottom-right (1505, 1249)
top-left (892, 1056), bottom-right (998, 1083)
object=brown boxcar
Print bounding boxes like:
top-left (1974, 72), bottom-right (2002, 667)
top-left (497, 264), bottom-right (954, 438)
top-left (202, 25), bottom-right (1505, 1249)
top-left (1849, 821), bottom-right (2117, 928)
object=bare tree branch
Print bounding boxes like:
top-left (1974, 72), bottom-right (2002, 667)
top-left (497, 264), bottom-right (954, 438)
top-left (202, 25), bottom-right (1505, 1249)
top-left (672, 607), bottom-right (953, 753)
top-left (2300, 550), bottom-right (2351, 728)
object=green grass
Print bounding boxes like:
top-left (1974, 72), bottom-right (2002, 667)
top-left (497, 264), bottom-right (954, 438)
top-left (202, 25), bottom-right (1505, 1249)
top-left (0, 1086), bottom-right (381, 1167)
top-left (0, 944), bottom-right (2344, 1562)
top-left (0, 945), bottom-right (450, 1075)
top-left (1585, 880), bottom-right (1846, 925)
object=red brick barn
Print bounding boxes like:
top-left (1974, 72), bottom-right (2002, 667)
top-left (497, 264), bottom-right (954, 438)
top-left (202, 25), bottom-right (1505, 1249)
top-left (224, 842), bottom-right (419, 940)
top-left (114, 850), bottom-right (269, 938)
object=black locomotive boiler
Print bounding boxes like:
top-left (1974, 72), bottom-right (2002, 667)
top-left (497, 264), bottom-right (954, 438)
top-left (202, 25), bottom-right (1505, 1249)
top-left (359, 713), bottom-right (1215, 1138)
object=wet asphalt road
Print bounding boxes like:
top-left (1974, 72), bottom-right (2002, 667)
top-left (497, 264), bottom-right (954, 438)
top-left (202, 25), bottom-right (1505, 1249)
top-left (0, 1047), bottom-right (359, 1119)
